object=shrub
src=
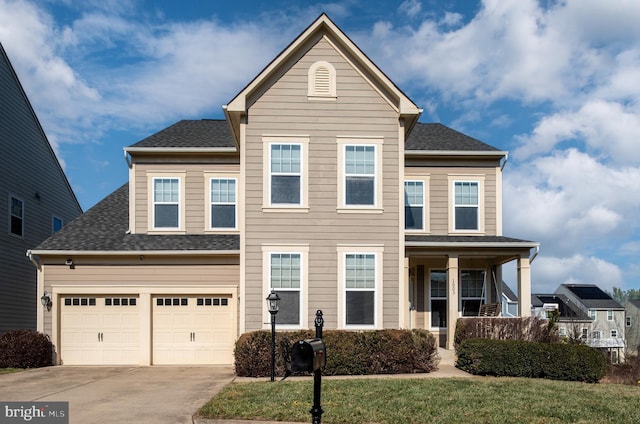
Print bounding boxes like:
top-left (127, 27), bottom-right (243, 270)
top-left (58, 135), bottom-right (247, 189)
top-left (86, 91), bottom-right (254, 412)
top-left (234, 329), bottom-right (439, 377)
top-left (0, 330), bottom-right (53, 368)
top-left (605, 355), bottom-right (640, 385)
top-left (456, 338), bottom-right (605, 383)
top-left (454, 317), bottom-right (559, 350)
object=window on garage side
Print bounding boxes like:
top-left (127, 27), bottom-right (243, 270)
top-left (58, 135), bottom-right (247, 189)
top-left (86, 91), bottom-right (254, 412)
top-left (210, 178), bottom-right (236, 229)
top-left (153, 177), bottom-right (180, 229)
top-left (270, 253), bottom-right (301, 326)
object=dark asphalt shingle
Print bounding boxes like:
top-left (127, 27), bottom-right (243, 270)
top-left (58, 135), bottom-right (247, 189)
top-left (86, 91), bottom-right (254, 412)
top-left (130, 120), bottom-right (236, 149)
top-left (406, 123), bottom-right (501, 151)
top-left (405, 235), bottom-right (535, 244)
top-left (34, 183), bottom-right (239, 252)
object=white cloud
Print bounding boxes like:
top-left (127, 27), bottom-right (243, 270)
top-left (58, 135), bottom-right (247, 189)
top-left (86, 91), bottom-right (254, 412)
top-left (399, 0), bottom-right (421, 19)
top-left (531, 254), bottom-right (622, 294)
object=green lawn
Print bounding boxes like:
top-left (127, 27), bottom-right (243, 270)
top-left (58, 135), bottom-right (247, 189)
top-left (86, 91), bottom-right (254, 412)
top-left (0, 368), bottom-right (22, 375)
top-left (198, 377), bottom-right (640, 423)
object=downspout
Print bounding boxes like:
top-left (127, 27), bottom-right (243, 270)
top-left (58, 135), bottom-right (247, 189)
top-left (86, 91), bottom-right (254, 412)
top-left (500, 152), bottom-right (509, 171)
top-left (530, 245), bottom-right (540, 263)
top-left (26, 249), bottom-right (41, 271)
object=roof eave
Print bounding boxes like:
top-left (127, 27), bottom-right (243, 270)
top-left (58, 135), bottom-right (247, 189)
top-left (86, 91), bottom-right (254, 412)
top-left (405, 241), bottom-right (540, 249)
top-left (405, 150), bottom-right (507, 158)
top-left (29, 249), bottom-right (240, 256)
top-left (124, 147), bottom-right (237, 154)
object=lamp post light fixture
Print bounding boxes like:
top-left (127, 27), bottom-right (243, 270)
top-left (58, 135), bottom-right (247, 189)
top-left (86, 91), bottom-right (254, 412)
top-left (266, 290), bottom-right (280, 382)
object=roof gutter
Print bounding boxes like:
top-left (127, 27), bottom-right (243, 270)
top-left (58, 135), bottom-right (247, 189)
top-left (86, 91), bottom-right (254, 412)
top-left (123, 147), bottom-right (237, 154)
top-left (500, 152), bottom-right (509, 171)
top-left (405, 241), bottom-right (540, 249)
top-left (405, 150), bottom-right (508, 158)
top-left (28, 249), bottom-right (240, 257)
top-left (123, 148), bottom-right (132, 169)
top-left (529, 244), bottom-right (540, 263)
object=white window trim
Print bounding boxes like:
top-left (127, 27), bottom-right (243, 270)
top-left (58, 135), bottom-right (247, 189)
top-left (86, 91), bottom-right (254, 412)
top-left (147, 172), bottom-right (186, 233)
top-left (428, 269), bottom-right (447, 331)
top-left (607, 310), bottom-right (614, 321)
top-left (448, 176), bottom-right (485, 234)
top-left (589, 309), bottom-right (596, 320)
top-left (205, 173), bottom-right (239, 232)
top-left (337, 244), bottom-right (384, 330)
top-left (262, 135), bottom-right (309, 212)
top-left (337, 137), bottom-right (384, 213)
top-left (610, 329), bottom-right (618, 338)
top-left (9, 194), bottom-right (24, 238)
top-left (404, 177), bottom-right (430, 233)
top-left (308, 61), bottom-right (337, 100)
top-left (261, 244), bottom-right (309, 330)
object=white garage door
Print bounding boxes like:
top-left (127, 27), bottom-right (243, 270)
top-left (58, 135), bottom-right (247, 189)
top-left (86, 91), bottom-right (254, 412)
top-left (60, 296), bottom-right (140, 365)
top-left (152, 295), bottom-right (234, 365)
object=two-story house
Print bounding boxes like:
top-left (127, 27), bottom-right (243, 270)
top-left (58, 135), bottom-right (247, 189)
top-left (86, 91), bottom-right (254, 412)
top-left (28, 14), bottom-right (538, 365)
top-left (623, 299), bottom-right (640, 356)
top-left (531, 292), bottom-right (591, 342)
top-left (0, 43), bottom-right (82, 334)
top-left (555, 283), bottom-right (626, 363)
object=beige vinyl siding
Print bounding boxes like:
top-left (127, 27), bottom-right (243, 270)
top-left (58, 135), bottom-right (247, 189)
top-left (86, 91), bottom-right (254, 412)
top-left (0, 47), bottom-right (82, 333)
top-left (132, 163), bottom-right (239, 234)
top-left (406, 166), bottom-right (498, 236)
top-left (243, 37), bottom-right (402, 330)
top-left (40, 259), bottom-right (239, 336)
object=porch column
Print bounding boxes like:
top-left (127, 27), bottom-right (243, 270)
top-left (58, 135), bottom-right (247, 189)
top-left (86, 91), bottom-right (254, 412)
top-left (446, 255), bottom-right (459, 349)
top-left (517, 256), bottom-right (532, 317)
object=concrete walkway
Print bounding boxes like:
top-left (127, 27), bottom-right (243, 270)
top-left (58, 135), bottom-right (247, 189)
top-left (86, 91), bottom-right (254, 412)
top-left (195, 348), bottom-right (472, 424)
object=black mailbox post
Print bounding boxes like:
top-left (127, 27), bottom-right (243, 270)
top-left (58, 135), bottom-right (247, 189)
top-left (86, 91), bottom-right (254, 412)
top-left (291, 338), bottom-right (326, 373)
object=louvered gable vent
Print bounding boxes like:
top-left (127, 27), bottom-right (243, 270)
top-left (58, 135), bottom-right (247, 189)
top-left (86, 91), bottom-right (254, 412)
top-left (308, 61), bottom-right (336, 99)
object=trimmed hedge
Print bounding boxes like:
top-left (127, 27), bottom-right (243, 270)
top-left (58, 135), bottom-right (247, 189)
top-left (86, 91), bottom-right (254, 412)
top-left (456, 338), bottom-right (606, 383)
top-left (0, 330), bottom-right (53, 368)
top-left (234, 329), bottom-right (439, 377)
top-left (454, 317), bottom-right (559, 350)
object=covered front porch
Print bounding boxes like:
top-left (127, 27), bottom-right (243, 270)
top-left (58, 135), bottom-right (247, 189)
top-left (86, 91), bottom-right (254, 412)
top-left (404, 235), bottom-right (539, 349)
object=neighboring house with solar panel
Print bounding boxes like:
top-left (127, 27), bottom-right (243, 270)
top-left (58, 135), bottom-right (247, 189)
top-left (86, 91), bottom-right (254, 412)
top-left (555, 284), bottom-right (626, 363)
top-left (624, 299), bottom-right (640, 356)
top-left (27, 14), bottom-right (539, 366)
top-left (0, 43), bottom-right (82, 334)
top-left (531, 292), bottom-right (591, 344)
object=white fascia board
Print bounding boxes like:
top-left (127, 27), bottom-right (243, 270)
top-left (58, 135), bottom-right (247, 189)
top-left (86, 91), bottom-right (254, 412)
top-left (405, 150), bottom-right (508, 157)
top-left (124, 147), bottom-right (237, 154)
top-left (29, 249), bottom-right (240, 256)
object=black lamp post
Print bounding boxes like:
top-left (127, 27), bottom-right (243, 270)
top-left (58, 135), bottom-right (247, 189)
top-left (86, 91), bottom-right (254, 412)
top-left (266, 290), bottom-right (280, 382)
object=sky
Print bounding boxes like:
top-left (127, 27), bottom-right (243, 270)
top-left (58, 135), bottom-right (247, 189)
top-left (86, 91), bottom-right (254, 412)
top-left (1, 0), bottom-right (639, 295)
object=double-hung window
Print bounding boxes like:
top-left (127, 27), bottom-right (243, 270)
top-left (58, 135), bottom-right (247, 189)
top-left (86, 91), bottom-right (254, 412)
top-left (607, 310), bottom-right (614, 321)
top-left (9, 196), bottom-right (23, 237)
top-left (269, 253), bottom-right (302, 326)
top-left (405, 181), bottom-right (424, 230)
top-left (430, 270), bottom-right (447, 328)
top-left (454, 181), bottom-right (479, 230)
top-left (270, 144), bottom-right (301, 205)
top-left (210, 178), bottom-right (236, 229)
top-left (345, 253), bottom-right (376, 326)
top-left (460, 270), bottom-right (485, 316)
top-left (345, 145), bottom-right (375, 206)
top-left (589, 309), bottom-right (596, 320)
top-left (153, 177), bottom-right (180, 229)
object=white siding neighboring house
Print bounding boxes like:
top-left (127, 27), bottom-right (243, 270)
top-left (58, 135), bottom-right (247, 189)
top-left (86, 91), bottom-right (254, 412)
top-left (0, 43), bottom-right (82, 333)
top-left (623, 299), bottom-right (640, 356)
top-left (501, 282), bottom-right (518, 317)
top-left (554, 284), bottom-right (626, 363)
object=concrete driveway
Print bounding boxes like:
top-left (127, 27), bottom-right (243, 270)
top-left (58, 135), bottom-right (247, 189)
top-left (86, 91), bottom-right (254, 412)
top-left (0, 366), bottom-right (235, 423)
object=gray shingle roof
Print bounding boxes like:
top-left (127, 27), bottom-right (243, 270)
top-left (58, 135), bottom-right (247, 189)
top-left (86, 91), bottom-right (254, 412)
top-left (405, 235), bottom-right (535, 244)
top-left (531, 293), bottom-right (591, 321)
top-left (405, 123), bottom-right (501, 152)
top-left (129, 120), bottom-right (236, 149)
top-left (129, 120), bottom-right (499, 153)
top-left (34, 183), bottom-right (239, 252)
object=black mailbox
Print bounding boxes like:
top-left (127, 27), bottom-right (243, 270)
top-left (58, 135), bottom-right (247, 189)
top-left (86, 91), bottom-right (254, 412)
top-left (290, 338), bottom-right (326, 373)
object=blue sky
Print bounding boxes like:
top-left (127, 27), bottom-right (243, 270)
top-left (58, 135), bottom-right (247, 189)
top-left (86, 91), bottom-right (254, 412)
top-left (1, 0), bottom-right (640, 294)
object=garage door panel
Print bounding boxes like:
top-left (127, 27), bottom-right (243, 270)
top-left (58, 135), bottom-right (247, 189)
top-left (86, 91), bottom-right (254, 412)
top-left (60, 296), bottom-right (139, 365)
top-left (152, 296), bottom-right (234, 365)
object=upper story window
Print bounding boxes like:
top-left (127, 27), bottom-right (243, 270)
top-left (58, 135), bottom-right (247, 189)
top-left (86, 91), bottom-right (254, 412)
top-left (345, 145), bottom-right (375, 206)
top-left (153, 177), bottom-right (180, 229)
top-left (589, 309), bottom-right (596, 320)
top-left (607, 310), bottom-right (614, 321)
top-left (308, 61), bottom-right (336, 99)
top-left (611, 329), bottom-right (618, 338)
top-left (210, 178), bottom-right (237, 229)
top-left (454, 181), bottom-right (479, 230)
top-left (270, 144), bottom-right (301, 205)
top-left (405, 181), bottom-right (424, 230)
top-left (9, 196), bottom-right (23, 237)
top-left (627, 316), bottom-right (632, 327)
top-left (52, 216), bottom-right (63, 233)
